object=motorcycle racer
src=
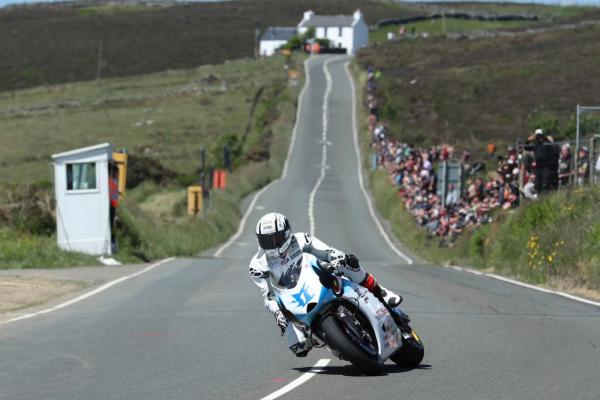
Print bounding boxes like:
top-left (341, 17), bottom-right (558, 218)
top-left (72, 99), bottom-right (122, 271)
top-left (249, 212), bottom-right (402, 357)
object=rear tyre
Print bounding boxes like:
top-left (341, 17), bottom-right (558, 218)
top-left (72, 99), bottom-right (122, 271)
top-left (320, 307), bottom-right (383, 375)
top-left (390, 328), bottom-right (424, 367)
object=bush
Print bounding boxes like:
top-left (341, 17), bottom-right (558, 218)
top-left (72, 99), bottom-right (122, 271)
top-left (126, 154), bottom-right (178, 189)
top-left (0, 183), bottom-right (55, 235)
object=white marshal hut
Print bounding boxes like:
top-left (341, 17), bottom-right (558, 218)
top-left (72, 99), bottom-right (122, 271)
top-left (52, 143), bottom-right (113, 256)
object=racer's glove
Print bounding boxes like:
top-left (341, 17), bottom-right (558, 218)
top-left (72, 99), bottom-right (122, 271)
top-left (345, 254), bottom-right (360, 271)
top-left (329, 249), bottom-right (346, 270)
top-left (274, 310), bottom-right (288, 336)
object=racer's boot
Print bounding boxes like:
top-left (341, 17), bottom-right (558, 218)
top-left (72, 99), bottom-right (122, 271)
top-left (288, 324), bottom-right (313, 358)
top-left (342, 255), bottom-right (403, 308)
top-left (377, 283), bottom-right (403, 308)
top-left (361, 273), bottom-right (403, 308)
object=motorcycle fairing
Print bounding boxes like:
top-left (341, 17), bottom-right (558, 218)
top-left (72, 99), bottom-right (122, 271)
top-left (273, 253), bottom-right (402, 362)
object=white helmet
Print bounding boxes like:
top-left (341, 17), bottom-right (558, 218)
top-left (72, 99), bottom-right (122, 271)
top-left (255, 212), bottom-right (292, 258)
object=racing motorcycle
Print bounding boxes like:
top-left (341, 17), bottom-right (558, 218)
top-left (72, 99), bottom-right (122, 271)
top-left (273, 253), bottom-right (424, 374)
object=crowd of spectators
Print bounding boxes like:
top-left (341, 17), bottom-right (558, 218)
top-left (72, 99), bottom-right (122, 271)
top-left (364, 66), bottom-right (600, 245)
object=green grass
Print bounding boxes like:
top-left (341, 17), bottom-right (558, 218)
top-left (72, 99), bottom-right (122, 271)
top-left (370, 18), bottom-right (534, 44)
top-left (0, 229), bottom-right (97, 269)
top-left (0, 54), bottom-right (304, 267)
top-left (434, 3), bottom-right (597, 19)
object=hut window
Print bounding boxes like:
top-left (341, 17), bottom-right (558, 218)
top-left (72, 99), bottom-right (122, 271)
top-left (66, 162), bottom-right (97, 191)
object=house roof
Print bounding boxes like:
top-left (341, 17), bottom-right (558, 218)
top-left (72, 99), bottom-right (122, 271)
top-left (261, 27), bottom-right (297, 42)
top-left (299, 15), bottom-right (355, 28)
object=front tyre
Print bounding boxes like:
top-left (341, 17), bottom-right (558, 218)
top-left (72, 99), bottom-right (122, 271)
top-left (319, 307), bottom-right (383, 375)
top-left (390, 328), bottom-right (424, 367)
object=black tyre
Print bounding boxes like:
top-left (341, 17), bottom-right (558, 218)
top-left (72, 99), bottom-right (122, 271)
top-left (390, 328), bottom-right (424, 367)
top-left (319, 305), bottom-right (383, 375)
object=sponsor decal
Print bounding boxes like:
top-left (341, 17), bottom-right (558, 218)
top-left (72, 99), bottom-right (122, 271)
top-left (375, 307), bottom-right (388, 318)
top-left (381, 316), bottom-right (400, 349)
top-left (292, 283), bottom-right (315, 307)
top-left (357, 288), bottom-right (370, 304)
top-left (263, 223), bottom-right (274, 231)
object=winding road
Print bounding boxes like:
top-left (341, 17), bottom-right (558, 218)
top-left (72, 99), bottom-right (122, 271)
top-left (1, 56), bottom-right (598, 400)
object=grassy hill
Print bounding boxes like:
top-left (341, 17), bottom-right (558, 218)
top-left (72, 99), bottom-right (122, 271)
top-left (0, 0), bottom-right (424, 91)
top-left (357, 16), bottom-right (600, 152)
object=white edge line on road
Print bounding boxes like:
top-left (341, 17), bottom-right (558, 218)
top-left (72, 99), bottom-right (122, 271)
top-left (1, 257), bottom-right (176, 326)
top-left (308, 57), bottom-right (335, 236)
top-left (260, 358), bottom-right (331, 400)
top-left (447, 265), bottom-right (600, 308)
top-left (345, 61), bottom-right (413, 265)
top-left (214, 58), bottom-right (313, 257)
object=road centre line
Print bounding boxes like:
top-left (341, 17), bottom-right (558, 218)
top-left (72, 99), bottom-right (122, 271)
top-left (345, 62), bottom-right (414, 265)
top-left (213, 58), bottom-right (313, 257)
top-left (260, 359), bottom-right (331, 400)
top-left (449, 265), bottom-right (600, 308)
top-left (308, 57), bottom-right (336, 236)
top-left (1, 257), bottom-right (175, 326)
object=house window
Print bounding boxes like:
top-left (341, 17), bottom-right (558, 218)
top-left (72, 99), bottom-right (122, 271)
top-left (339, 27), bottom-right (342, 37)
top-left (66, 162), bottom-right (97, 191)
top-left (324, 27), bottom-right (328, 37)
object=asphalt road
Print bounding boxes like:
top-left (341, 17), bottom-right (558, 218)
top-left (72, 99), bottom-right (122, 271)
top-left (1, 56), bottom-right (598, 400)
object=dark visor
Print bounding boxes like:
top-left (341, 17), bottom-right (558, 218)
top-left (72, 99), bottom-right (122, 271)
top-left (257, 231), bottom-right (288, 250)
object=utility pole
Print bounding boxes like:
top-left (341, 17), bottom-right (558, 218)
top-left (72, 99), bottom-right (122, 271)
top-left (96, 40), bottom-right (103, 80)
top-left (200, 146), bottom-right (206, 194)
top-left (442, 12), bottom-right (446, 35)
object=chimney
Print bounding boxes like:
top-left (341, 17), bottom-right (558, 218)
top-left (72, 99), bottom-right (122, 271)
top-left (353, 9), bottom-right (362, 21)
top-left (303, 10), bottom-right (314, 22)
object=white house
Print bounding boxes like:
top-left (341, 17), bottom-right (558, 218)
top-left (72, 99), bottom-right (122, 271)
top-left (52, 143), bottom-right (113, 256)
top-left (297, 9), bottom-right (369, 55)
top-left (259, 27), bottom-right (297, 57)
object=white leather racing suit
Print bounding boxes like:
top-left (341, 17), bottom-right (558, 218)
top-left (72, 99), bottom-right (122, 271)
top-left (248, 232), bottom-right (367, 356)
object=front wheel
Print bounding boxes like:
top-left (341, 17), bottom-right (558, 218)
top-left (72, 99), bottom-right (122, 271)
top-left (390, 328), bottom-right (424, 367)
top-left (319, 304), bottom-right (383, 375)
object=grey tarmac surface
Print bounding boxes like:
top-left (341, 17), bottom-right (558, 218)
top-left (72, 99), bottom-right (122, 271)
top-left (0, 56), bottom-right (598, 400)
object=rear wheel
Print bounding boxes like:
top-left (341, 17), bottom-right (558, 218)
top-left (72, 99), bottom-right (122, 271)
top-left (319, 303), bottom-right (383, 374)
top-left (390, 328), bottom-right (424, 367)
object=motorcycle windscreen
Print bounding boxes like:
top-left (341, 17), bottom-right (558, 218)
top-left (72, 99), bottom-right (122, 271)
top-left (272, 261), bottom-right (302, 289)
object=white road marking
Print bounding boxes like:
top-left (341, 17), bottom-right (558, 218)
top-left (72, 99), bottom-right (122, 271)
top-left (448, 265), bottom-right (600, 308)
top-left (213, 58), bottom-right (313, 257)
top-left (1, 257), bottom-right (175, 326)
top-left (345, 62), bottom-right (414, 265)
top-left (260, 358), bottom-right (331, 400)
top-left (308, 58), bottom-right (336, 236)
